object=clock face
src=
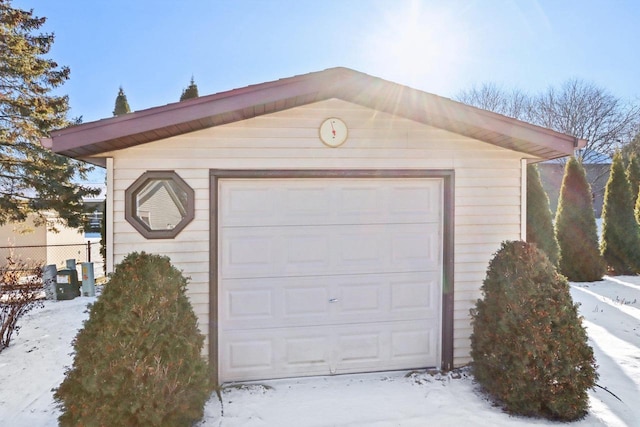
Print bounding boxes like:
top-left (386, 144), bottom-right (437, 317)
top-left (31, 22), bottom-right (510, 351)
top-left (319, 117), bottom-right (348, 147)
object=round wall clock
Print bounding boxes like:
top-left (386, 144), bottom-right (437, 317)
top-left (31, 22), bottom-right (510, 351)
top-left (319, 117), bottom-right (348, 147)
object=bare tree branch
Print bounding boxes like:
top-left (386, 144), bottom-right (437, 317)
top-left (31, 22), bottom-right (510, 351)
top-left (456, 79), bottom-right (640, 164)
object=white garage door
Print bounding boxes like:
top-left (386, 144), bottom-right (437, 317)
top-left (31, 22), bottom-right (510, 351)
top-left (218, 178), bottom-right (443, 382)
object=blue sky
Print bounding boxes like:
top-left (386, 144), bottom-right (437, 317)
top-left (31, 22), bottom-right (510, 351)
top-left (18, 0), bottom-right (640, 120)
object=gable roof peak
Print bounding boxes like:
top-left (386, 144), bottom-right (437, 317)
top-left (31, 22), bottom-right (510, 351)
top-left (44, 67), bottom-right (584, 166)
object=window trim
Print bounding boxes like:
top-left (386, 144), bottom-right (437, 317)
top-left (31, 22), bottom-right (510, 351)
top-left (125, 170), bottom-right (195, 239)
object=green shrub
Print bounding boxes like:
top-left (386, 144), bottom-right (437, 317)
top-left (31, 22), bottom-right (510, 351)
top-left (555, 157), bottom-right (605, 281)
top-left (54, 252), bottom-right (212, 427)
top-left (601, 152), bottom-right (640, 274)
top-left (527, 164), bottom-right (559, 266)
top-left (626, 153), bottom-right (640, 208)
top-left (470, 241), bottom-right (597, 421)
top-left (636, 186), bottom-right (640, 226)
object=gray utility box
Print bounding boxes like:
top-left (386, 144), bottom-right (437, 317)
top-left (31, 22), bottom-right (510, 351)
top-left (81, 262), bottom-right (96, 297)
top-left (56, 269), bottom-right (81, 300)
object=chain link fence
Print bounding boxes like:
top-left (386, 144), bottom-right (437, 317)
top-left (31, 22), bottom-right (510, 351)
top-left (0, 241), bottom-right (104, 278)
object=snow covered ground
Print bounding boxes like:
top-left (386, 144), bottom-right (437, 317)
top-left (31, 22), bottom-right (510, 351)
top-left (0, 276), bottom-right (638, 427)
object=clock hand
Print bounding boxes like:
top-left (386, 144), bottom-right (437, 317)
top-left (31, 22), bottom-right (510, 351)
top-left (330, 121), bottom-right (336, 137)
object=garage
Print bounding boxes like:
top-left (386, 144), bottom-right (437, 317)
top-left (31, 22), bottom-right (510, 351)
top-left (215, 172), bottom-right (445, 382)
top-left (45, 67), bottom-right (582, 386)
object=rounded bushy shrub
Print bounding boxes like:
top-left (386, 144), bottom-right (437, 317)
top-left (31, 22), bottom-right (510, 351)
top-left (470, 241), bottom-right (597, 421)
top-left (55, 252), bottom-right (212, 427)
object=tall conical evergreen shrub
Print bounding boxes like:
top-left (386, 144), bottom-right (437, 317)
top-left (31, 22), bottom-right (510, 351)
top-left (471, 241), bottom-right (597, 421)
top-left (555, 157), bottom-right (605, 281)
top-left (636, 187), bottom-right (640, 225)
top-left (54, 252), bottom-right (211, 426)
top-left (526, 164), bottom-right (559, 266)
top-left (626, 154), bottom-right (640, 208)
top-left (601, 152), bottom-right (640, 274)
top-left (113, 86), bottom-right (131, 116)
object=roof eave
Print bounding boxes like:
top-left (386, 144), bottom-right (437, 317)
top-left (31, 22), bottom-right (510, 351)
top-left (44, 67), bottom-right (580, 161)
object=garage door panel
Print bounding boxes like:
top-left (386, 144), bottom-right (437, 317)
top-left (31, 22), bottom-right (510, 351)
top-left (391, 278), bottom-right (439, 313)
top-left (284, 286), bottom-right (329, 315)
top-left (224, 187), bottom-right (275, 220)
top-left (338, 333), bottom-right (381, 363)
top-left (337, 185), bottom-right (382, 218)
top-left (389, 226), bottom-right (440, 268)
top-left (227, 340), bottom-right (273, 370)
top-left (222, 223), bottom-right (438, 279)
top-left (391, 329), bottom-right (435, 360)
top-left (225, 234), bottom-right (275, 277)
top-left (389, 185), bottom-right (440, 217)
top-left (286, 336), bottom-right (332, 365)
top-left (221, 179), bottom-right (441, 227)
top-left (336, 322), bottom-right (437, 373)
top-left (338, 283), bottom-right (381, 313)
top-left (336, 323), bottom-right (437, 371)
top-left (220, 320), bottom-right (437, 382)
top-left (336, 230), bottom-right (384, 266)
top-left (221, 329), bottom-right (332, 381)
top-left (284, 234), bottom-right (331, 269)
top-left (283, 186), bottom-right (332, 218)
top-left (221, 272), bottom-right (440, 330)
top-left (227, 288), bottom-right (274, 320)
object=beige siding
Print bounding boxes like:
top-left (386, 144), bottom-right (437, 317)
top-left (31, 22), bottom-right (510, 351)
top-left (106, 99), bottom-right (526, 365)
top-left (0, 215), bottom-right (47, 266)
top-left (0, 214), bottom-right (86, 268)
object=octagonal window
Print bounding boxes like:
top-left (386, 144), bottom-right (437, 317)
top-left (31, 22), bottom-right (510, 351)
top-left (125, 171), bottom-right (195, 239)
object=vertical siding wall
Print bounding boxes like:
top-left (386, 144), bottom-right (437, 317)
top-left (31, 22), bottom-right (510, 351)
top-left (107, 99), bottom-right (525, 365)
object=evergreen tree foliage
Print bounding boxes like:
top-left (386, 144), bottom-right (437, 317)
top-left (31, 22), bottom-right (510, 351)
top-left (622, 131), bottom-right (640, 161)
top-left (55, 252), bottom-right (212, 427)
top-left (113, 86), bottom-right (131, 116)
top-left (555, 157), bottom-right (605, 281)
top-left (471, 241), bottom-right (597, 421)
top-left (180, 76), bottom-right (199, 101)
top-left (0, 0), bottom-right (98, 227)
top-left (600, 152), bottom-right (640, 274)
top-left (626, 153), bottom-right (640, 208)
top-left (526, 164), bottom-right (559, 266)
top-left (636, 186), bottom-right (640, 226)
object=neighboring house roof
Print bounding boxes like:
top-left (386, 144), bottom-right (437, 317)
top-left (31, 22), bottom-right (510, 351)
top-left (137, 180), bottom-right (188, 216)
top-left (42, 67), bottom-right (584, 166)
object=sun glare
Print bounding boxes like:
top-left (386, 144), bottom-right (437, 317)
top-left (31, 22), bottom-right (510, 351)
top-left (362, 1), bottom-right (470, 94)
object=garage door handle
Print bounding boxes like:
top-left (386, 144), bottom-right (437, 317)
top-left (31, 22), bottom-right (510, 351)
top-left (329, 298), bottom-right (339, 303)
